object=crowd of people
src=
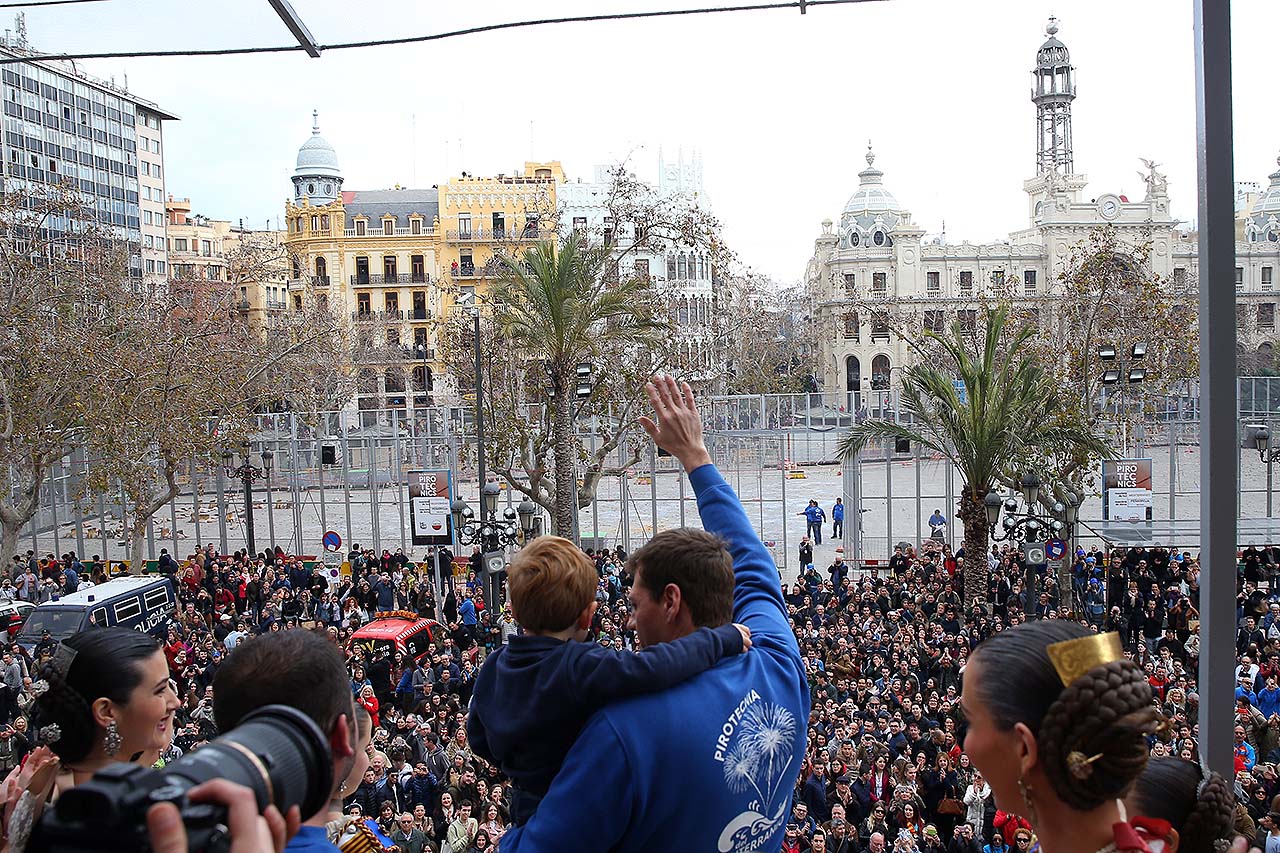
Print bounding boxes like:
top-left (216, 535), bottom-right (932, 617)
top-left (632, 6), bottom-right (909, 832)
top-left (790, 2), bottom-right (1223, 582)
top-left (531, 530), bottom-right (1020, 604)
top-left (0, 380), bottom-right (1265, 853)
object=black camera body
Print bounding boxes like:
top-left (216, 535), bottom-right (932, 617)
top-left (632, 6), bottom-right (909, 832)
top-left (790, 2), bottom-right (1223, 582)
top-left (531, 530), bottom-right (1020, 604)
top-left (30, 705), bottom-right (333, 853)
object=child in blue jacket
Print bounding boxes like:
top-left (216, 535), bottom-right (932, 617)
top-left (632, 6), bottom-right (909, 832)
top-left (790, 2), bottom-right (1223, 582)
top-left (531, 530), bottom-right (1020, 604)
top-left (466, 535), bottom-right (750, 826)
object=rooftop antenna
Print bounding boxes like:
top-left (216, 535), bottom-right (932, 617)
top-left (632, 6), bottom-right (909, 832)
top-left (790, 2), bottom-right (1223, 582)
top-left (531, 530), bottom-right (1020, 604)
top-left (14, 13), bottom-right (26, 49)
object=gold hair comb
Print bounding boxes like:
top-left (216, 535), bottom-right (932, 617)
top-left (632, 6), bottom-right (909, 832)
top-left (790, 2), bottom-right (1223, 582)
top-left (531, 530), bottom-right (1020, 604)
top-left (1046, 632), bottom-right (1124, 687)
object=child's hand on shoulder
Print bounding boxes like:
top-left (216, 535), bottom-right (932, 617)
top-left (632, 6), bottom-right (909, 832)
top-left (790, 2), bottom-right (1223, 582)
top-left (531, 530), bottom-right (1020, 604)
top-left (734, 623), bottom-right (752, 652)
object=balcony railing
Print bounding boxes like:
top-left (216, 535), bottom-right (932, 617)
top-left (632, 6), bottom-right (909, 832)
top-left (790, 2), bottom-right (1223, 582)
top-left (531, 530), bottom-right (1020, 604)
top-left (445, 227), bottom-right (540, 242)
top-left (349, 273), bottom-right (431, 286)
top-left (266, 299), bottom-right (288, 310)
top-left (343, 226), bottom-right (435, 238)
top-left (289, 274), bottom-right (329, 288)
top-left (351, 310), bottom-right (405, 322)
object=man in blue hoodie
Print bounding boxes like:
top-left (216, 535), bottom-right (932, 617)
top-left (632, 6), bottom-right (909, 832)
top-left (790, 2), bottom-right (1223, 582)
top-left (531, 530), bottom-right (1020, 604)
top-left (500, 375), bottom-right (809, 853)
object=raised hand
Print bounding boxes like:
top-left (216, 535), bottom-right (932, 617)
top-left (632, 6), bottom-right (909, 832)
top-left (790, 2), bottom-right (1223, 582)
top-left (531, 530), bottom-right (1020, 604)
top-left (637, 375), bottom-right (711, 472)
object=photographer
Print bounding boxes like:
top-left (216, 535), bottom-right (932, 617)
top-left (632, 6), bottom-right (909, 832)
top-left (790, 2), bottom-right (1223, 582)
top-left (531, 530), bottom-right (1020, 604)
top-left (212, 629), bottom-right (359, 852)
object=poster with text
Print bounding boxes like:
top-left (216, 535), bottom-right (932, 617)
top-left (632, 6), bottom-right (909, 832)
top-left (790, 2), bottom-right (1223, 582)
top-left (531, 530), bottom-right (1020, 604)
top-left (1102, 458), bottom-right (1153, 521)
top-left (408, 469), bottom-right (453, 546)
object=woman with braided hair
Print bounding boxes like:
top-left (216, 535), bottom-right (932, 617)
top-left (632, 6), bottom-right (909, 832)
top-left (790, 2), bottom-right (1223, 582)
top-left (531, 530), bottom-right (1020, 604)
top-left (1125, 757), bottom-right (1235, 853)
top-left (959, 620), bottom-right (1164, 853)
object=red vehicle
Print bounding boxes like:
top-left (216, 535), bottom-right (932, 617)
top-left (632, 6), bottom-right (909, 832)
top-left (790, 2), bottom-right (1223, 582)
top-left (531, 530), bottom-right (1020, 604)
top-left (349, 611), bottom-right (443, 664)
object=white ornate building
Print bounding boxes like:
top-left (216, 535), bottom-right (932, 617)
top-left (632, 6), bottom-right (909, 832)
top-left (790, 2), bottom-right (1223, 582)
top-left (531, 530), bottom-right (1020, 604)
top-left (805, 17), bottom-right (1280, 395)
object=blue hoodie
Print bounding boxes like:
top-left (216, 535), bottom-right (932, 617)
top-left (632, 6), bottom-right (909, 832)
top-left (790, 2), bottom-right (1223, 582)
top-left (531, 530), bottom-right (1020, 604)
top-left (500, 463), bottom-right (809, 853)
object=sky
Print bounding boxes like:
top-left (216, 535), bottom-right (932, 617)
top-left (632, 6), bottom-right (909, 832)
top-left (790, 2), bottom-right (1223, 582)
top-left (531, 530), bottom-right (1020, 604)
top-left (22, 0), bottom-right (1279, 283)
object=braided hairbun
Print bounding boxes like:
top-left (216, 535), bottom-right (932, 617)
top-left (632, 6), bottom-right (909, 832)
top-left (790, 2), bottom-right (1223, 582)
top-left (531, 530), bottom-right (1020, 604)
top-left (1179, 770), bottom-right (1234, 853)
top-left (1036, 659), bottom-right (1158, 810)
top-left (29, 661), bottom-right (99, 764)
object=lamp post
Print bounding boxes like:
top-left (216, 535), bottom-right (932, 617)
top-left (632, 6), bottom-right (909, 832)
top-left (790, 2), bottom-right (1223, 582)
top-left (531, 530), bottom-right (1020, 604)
top-left (1252, 425), bottom-right (1280, 516)
top-left (223, 444), bottom-right (273, 557)
top-left (451, 486), bottom-right (538, 608)
top-left (983, 472), bottom-right (1069, 619)
top-left (1098, 342), bottom-right (1148, 456)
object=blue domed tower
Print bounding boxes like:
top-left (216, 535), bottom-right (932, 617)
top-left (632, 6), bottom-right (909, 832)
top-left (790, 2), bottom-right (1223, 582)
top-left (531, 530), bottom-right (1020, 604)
top-left (292, 110), bottom-right (343, 205)
top-left (1247, 153), bottom-right (1280, 243)
top-left (840, 144), bottom-right (902, 249)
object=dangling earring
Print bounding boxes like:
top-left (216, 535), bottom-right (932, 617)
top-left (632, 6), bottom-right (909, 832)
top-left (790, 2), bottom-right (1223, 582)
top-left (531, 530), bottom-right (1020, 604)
top-left (1018, 776), bottom-right (1038, 825)
top-left (338, 780), bottom-right (347, 795)
top-left (103, 720), bottom-right (121, 758)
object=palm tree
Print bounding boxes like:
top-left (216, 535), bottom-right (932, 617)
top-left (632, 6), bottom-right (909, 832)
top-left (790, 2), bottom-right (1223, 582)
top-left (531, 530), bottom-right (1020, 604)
top-left (492, 238), bottom-right (668, 539)
top-left (835, 307), bottom-right (1112, 608)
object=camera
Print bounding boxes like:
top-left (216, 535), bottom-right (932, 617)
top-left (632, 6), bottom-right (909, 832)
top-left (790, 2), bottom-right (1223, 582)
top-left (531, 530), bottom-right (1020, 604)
top-left (31, 705), bottom-right (333, 852)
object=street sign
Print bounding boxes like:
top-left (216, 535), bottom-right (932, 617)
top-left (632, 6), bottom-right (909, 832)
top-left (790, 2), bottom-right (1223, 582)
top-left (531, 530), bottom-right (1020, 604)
top-left (952, 379), bottom-right (968, 405)
top-left (322, 549), bottom-right (344, 588)
top-left (322, 530), bottom-right (342, 552)
top-left (1021, 541), bottom-right (1047, 566)
top-left (1045, 538), bottom-right (1067, 560)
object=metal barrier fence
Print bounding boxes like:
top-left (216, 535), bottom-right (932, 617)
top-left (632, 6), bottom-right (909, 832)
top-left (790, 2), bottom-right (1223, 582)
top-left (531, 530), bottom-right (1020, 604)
top-left (13, 382), bottom-right (1280, 568)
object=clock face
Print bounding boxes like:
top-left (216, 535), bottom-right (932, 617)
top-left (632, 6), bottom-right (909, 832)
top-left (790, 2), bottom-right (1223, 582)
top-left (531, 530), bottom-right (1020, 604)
top-left (1100, 197), bottom-right (1119, 220)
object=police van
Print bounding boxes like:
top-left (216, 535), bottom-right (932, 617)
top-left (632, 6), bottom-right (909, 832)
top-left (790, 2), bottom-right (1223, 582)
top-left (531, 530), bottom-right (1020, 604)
top-left (15, 577), bottom-right (177, 650)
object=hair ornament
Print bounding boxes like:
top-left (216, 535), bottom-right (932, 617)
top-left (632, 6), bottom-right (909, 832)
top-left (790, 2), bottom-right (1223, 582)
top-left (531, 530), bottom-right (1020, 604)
top-left (29, 679), bottom-right (48, 698)
top-left (1046, 632), bottom-right (1123, 687)
top-left (38, 724), bottom-right (61, 745)
top-left (1066, 750), bottom-right (1104, 780)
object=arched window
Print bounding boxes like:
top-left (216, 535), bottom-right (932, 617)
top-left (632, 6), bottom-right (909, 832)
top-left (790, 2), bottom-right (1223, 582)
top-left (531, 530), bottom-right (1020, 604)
top-left (307, 183), bottom-right (315, 195)
top-left (849, 231), bottom-right (860, 247)
top-left (667, 256), bottom-right (676, 280)
top-left (677, 254), bottom-right (687, 280)
top-left (320, 214), bottom-right (329, 230)
top-left (873, 231), bottom-right (886, 246)
top-left (314, 256), bottom-right (327, 279)
top-left (871, 354), bottom-right (891, 389)
top-left (678, 298), bottom-right (689, 325)
top-left (323, 183), bottom-right (332, 194)
top-left (846, 356), bottom-right (861, 392)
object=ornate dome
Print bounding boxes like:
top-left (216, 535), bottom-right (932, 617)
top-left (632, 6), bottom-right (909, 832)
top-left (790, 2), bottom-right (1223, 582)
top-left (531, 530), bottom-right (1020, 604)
top-left (1248, 153), bottom-right (1280, 243)
top-left (841, 145), bottom-right (901, 247)
top-left (294, 110), bottom-right (341, 179)
top-left (1037, 16), bottom-right (1070, 68)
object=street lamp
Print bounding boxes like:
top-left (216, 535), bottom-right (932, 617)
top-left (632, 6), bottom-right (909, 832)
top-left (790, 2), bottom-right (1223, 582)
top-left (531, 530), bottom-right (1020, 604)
top-left (415, 342), bottom-right (432, 407)
top-left (223, 444), bottom-right (273, 556)
top-left (1251, 425), bottom-right (1280, 516)
top-left (984, 473), bottom-right (1068, 619)
top-left (452, 480), bottom-right (526, 608)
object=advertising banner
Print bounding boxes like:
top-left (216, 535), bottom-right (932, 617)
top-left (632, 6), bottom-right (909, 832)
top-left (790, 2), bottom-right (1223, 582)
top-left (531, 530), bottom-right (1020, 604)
top-left (408, 469), bottom-right (453, 546)
top-left (1102, 458), bottom-right (1153, 522)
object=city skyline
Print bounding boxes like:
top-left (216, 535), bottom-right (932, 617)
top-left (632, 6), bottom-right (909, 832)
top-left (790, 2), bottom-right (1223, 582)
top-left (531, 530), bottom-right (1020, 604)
top-left (19, 0), bottom-right (1278, 282)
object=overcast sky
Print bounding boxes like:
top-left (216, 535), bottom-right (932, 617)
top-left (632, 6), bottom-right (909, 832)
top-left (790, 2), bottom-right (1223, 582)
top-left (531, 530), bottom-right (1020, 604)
top-left (24, 0), bottom-right (1277, 282)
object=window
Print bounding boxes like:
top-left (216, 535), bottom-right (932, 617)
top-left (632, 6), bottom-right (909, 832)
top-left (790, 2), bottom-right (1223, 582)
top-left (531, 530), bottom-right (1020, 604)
top-left (991, 269), bottom-right (1005, 289)
top-left (678, 254), bottom-right (687, 280)
top-left (873, 230), bottom-right (887, 247)
top-left (320, 214), bottom-right (329, 230)
top-left (143, 586), bottom-right (170, 611)
top-left (357, 293), bottom-right (371, 314)
top-left (383, 256), bottom-right (397, 279)
top-left (1024, 269), bottom-right (1037, 295)
top-left (634, 258), bottom-right (649, 283)
top-left (843, 273), bottom-right (856, 294)
top-left (871, 320), bottom-right (890, 341)
top-left (410, 218), bottom-right (421, 235)
top-left (1260, 303), bottom-right (1275, 330)
top-left (960, 270), bottom-right (973, 294)
top-left (383, 219), bottom-right (394, 236)
top-left (385, 292), bottom-right (399, 314)
top-left (457, 215), bottom-right (471, 239)
top-left (201, 240), bottom-right (212, 257)
top-left (1264, 267), bottom-right (1273, 290)
top-left (843, 312), bottom-right (859, 339)
top-left (492, 212), bottom-right (505, 237)
top-left (411, 255), bottom-right (425, 283)
top-left (174, 238), bottom-right (187, 252)
top-left (872, 272), bottom-right (887, 294)
top-left (572, 216), bottom-right (587, 232)
top-left (307, 182), bottom-right (315, 195)
top-left (667, 257), bottom-right (676, 279)
top-left (926, 271), bottom-right (940, 296)
top-left (924, 310), bottom-right (945, 333)
top-left (354, 220), bottom-right (366, 236)
top-left (316, 293), bottom-right (327, 312)
top-left (113, 596), bottom-right (141, 622)
top-left (311, 215), bottom-right (318, 231)
top-left (293, 293), bottom-right (303, 311)
top-left (1173, 267), bottom-right (1187, 291)
top-left (958, 309), bottom-right (977, 332)
top-left (1237, 267), bottom-right (1245, 289)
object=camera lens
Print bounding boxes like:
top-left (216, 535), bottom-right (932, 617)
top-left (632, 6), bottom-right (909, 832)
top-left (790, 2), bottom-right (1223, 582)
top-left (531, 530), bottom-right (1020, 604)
top-left (163, 704), bottom-right (333, 821)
